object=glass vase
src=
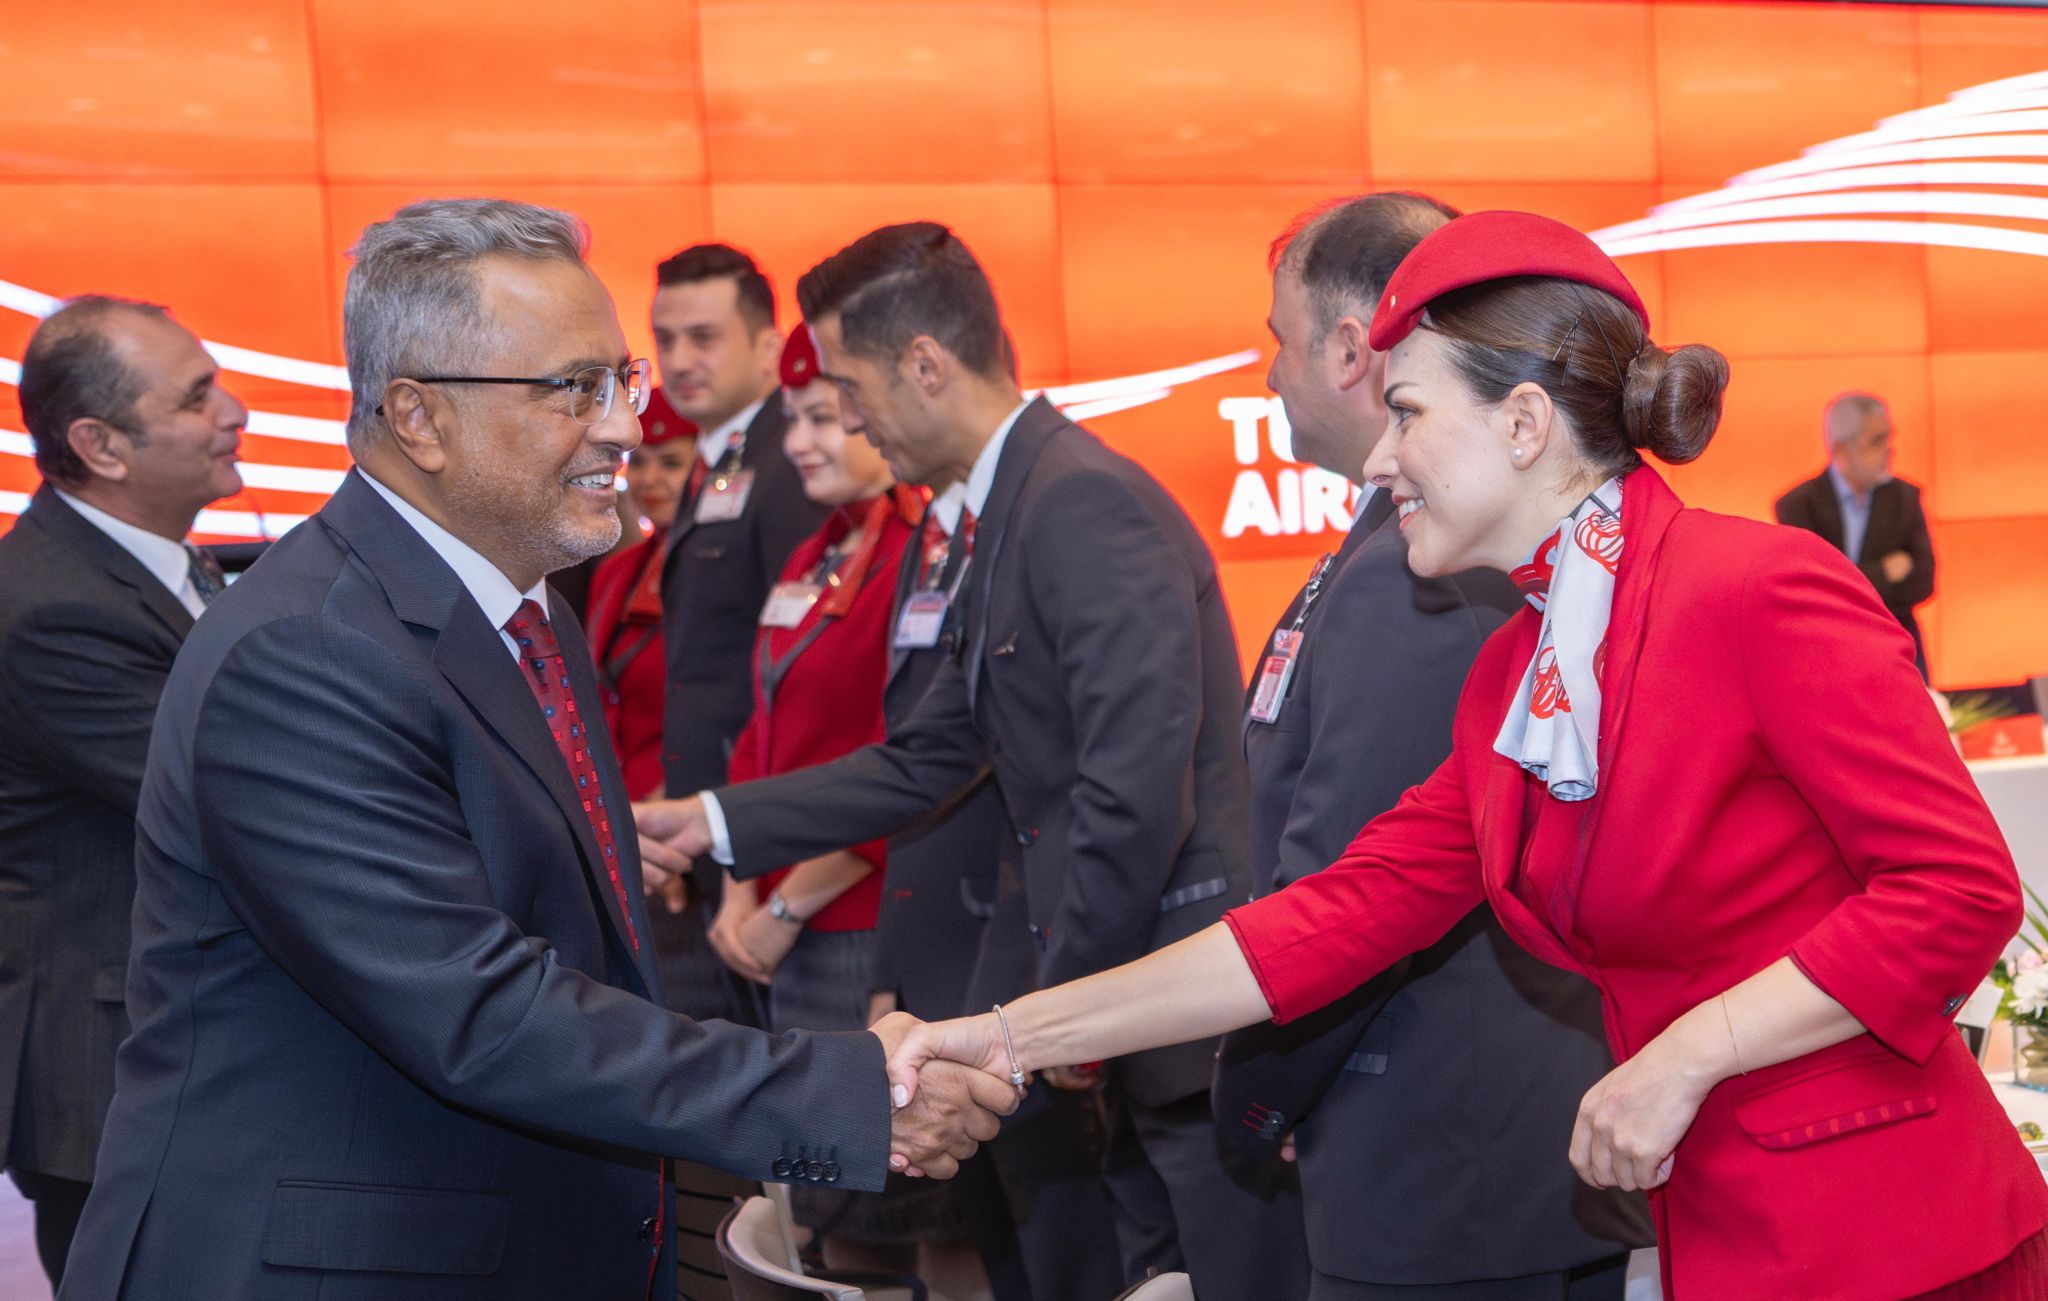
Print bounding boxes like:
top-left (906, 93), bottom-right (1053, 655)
top-left (2014, 1022), bottom-right (2048, 1093)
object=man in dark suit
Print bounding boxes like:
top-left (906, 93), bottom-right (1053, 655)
top-left (639, 222), bottom-right (1308, 1298)
top-left (56, 199), bottom-right (1012, 1301)
top-left (1210, 194), bottom-right (1653, 1298)
top-left (650, 243), bottom-right (829, 1024)
top-left (0, 296), bottom-right (246, 1290)
top-left (1775, 392), bottom-right (1936, 679)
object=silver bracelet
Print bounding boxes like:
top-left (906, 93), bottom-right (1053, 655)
top-left (991, 1003), bottom-right (1028, 1098)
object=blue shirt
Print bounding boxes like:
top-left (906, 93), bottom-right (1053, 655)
top-left (1828, 464), bottom-right (1872, 564)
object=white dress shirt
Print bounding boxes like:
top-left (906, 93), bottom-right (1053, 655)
top-left (698, 397), bottom-right (1032, 864)
top-left (55, 488), bottom-right (208, 618)
top-left (358, 471), bottom-right (547, 658)
top-left (694, 396), bottom-right (769, 470)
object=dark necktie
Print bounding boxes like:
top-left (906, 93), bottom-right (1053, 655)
top-left (502, 600), bottom-right (639, 954)
top-left (185, 544), bottom-right (226, 606)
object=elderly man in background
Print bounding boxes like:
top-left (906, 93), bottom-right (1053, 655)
top-left (56, 199), bottom-right (1011, 1301)
top-left (1776, 392), bottom-right (1936, 679)
top-left (0, 297), bottom-right (244, 1290)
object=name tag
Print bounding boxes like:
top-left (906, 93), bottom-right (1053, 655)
top-left (1247, 629), bottom-right (1303, 724)
top-left (694, 468), bottom-right (755, 524)
top-left (893, 590), bottom-right (951, 649)
top-left (759, 581), bottom-right (820, 629)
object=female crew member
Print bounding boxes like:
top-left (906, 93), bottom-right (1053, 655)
top-left (887, 213), bottom-right (2047, 1300)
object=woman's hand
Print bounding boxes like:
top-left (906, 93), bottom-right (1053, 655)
top-left (707, 878), bottom-right (770, 983)
top-left (732, 906), bottom-right (802, 985)
top-left (883, 1013), bottom-right (1013, 1110)
top-left (1569, 1029), bottom-right (1718, 1192)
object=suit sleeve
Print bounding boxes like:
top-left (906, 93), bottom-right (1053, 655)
top-left (1022, 473), bottom-right (1208, 988)
top-left (1741, 534), bottom-right (2017, 1063)
top-left (2, 599), bottom-right (171, 815)
top-left (715, 652), bottom-right (985, 880)
top-left (1891, 485), bottom-right (1936, 608)
top-left (193, 615), bottom-right (893, 1187)
top-left (1224, 752), bottom-right (1487, 1025)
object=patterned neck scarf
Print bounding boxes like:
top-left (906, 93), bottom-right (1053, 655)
top-left (1494, 478), bottom-right (1624, 802)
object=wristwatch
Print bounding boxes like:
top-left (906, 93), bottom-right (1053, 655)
top-left (766, 890), bottom-right (803, 925)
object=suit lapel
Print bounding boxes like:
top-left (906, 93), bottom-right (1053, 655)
top-left (885, 502), bottom-right (927, 688)
top-left (27, 486), bottom-right (196, 642)
top-left (1864, 479), bottom-right (1903, 563)
top-left (1239, 487), bottom-right (1394, 733)
top-left (321, 473), bottom-right (650, 982)
top-left (1808, 472), bottom-right (1846, 555)
top-left (965, 397), bottom-right (1062, 711)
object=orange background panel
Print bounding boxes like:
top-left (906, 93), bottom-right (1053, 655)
top-left (1657, 230), bottom-right (1931, 359)
top-left (311, 0), bottom-right (705, 183)
top-left (1363, 0), bottom-right (1658, 182)
top-left (1919, 8), bottom-right (2048, 101)
top-left (1928, 518), bottom-right (2048, 686)
top-left (0, 0), bottom-right (318, 180)
top-left (709, 183), bottom-right (1069, 381)
top-left (1925, 245), bottom-right (2048, 354)
top-left (1929, 351), bottom-right (2048, 523)
top-left (1047, 0), bottom-right (1370, 183)
top-left (1650, 2), bottom-right (1920, 186)
top-left (697, 0), bottom-right (1054, 182)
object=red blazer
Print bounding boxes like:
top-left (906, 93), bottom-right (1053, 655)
top-left (728, 498), bottom-right (916, 933)
top-left (1226, 466), bottom-right (2044, 1300)
top-left (584, 535), bottom-right (667, 801)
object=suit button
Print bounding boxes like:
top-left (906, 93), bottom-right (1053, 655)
top-left (772, 1158), bottom-right (792, 1177)
top-left (822, 1162), bottom-right (840, 1183)
top-left (1944, 993), bottom-right (1966, 1017)
top-left (805, 1161), bottom-right (825, 1181)
top-left (638, 1215), bottom-right (657, 1242)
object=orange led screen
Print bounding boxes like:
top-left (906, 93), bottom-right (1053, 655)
top-left (3, 0), bottom-right (2047, 689)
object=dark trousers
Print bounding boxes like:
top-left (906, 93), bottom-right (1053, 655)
top-left (1101, 1087), bottom-right (1311, 1300)
top-left (9, 1168), bottom-right (91, 1289)
top-left (1309, 1254), bottom-right (1632, 1300)
top-left (984, 1087), bottom-right (1125, 1301)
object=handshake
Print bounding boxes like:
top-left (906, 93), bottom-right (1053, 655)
top-left (869, 1010), bottom-right (1020, 1179)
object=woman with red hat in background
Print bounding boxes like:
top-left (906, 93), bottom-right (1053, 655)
top-left (585, 385), bottom-right (696, 800)
top-left (886, 212), bottom-right (2045, 1299)
top-left (707, 325), bottom-right (990, 1292)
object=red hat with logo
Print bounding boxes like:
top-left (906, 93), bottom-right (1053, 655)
top-left (637, 385), bottom-right (696, 446)
top-left (1367, 211), bottom-right (1650, 353)
top-left (779, 322), bottom-right (825, 390)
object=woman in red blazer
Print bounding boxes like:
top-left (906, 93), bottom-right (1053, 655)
top-left (584, 387), bottom-right (695, 799)
top-left (886, 214), bottom-right (2047, 1300)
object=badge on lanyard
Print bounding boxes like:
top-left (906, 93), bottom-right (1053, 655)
top-left (893, 590), bottom-right (951, 649)
top-left (1247, 629), bottom-right (1304, 724)
top-left (694, 468), bottom-right (755, 524)
top-left (759, 580), bottom-right (820, 629)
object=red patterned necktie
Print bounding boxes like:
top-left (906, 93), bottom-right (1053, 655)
top-left (503, 600), bottom-right (639, 954)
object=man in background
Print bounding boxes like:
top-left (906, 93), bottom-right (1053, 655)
top-left (651, 244), bottom-right (828, 1022)
top-left (0, 296), bottom-right (245, 1288)
top-left (1775, 392), bottom-right (1936, 678)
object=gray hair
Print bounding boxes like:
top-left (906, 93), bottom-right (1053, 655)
top-left (1823, 391), bottom-right (1888, 449)
top-left (343, 198), bottom-right (590, 451)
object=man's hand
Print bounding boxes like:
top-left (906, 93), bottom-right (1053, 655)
top-left (633, 796), bottom-right (713, 866)
top-left (883, 1055), bottom-right (1016, 1179)
top-left (1881, 550), bottom-right (1914, 585)
top-left (875, 1012), bottom-right (1012, 1111)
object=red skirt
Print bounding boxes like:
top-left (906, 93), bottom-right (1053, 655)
top-left (1911, 1229), bottom-right (2048, 1300)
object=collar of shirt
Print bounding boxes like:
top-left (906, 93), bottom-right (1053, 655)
top-left (927, 481), bottom-right (969, 536)
top-left (1827, 463), bottom-right (1866, 507)
top-left (695, 395), bottom-right (769, 469)
top-left (963, 399), bottom-right (1032, 519)
top-left (357, 470), bottom-right (547, 653)
top-left (54, 487), bottom-right (202, 614)
top-left (1351, 481), bottom-right (1381, 525)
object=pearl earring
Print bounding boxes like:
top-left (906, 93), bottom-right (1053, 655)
top-left (1512, 449), bottom-right (1525, 461)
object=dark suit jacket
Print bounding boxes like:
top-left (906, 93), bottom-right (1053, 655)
top-left (1212, 493), bottom-right (1651, 1284)
top-left (0, 487), bottom-right (192, 1184)
top-left (660, 398), bottom-right (829, 799)
top-left (1775, 470), bottom-right (1935, 666)
top-left (871, 508), bottom-right (1008, 1020)
top-left (715, 398), bottom-right (1251, 1106)
top-left (59, 472), bottom-right (887, 1301)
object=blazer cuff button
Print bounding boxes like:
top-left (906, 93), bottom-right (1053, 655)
top-left (772, 1158), bottom-right (792, 1178)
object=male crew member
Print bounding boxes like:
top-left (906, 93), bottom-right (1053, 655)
top-left (0, 297), bottom-right (245, 1289)
top-left (1212, 194), bottom-right (1652, 1298)
top-left (651, 243), bottom-right (829, 1023)
top-left (640, 222), bottom-right (1308, 1298)
top-left (1775, 392), bottom-right (1935, 678)
top-left (57, 201), bottom-right (1011, 1301)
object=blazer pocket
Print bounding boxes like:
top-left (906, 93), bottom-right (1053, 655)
top-left (262, 1181), bottom-right (509, 1275)
top-left (1731, 1040), bottom-right (1938, 1151)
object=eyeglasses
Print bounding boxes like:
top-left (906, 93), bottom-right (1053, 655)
top-left (386, 358), bottom-right (653, 425)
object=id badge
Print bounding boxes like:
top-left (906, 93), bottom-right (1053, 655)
top-left (694, 468), bottom-right (755, 524)
top-left (893, 591), bottom-right (951, 649)
top-left (759, 581), bottom-right (820, 629)
top-left (1247, 630), bottom-right (1303, 724)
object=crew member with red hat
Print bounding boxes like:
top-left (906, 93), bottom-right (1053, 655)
top-left (585, 387), bottom-right (696, 801)
top-left (883, 210), bottom-right (2046, 1301)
